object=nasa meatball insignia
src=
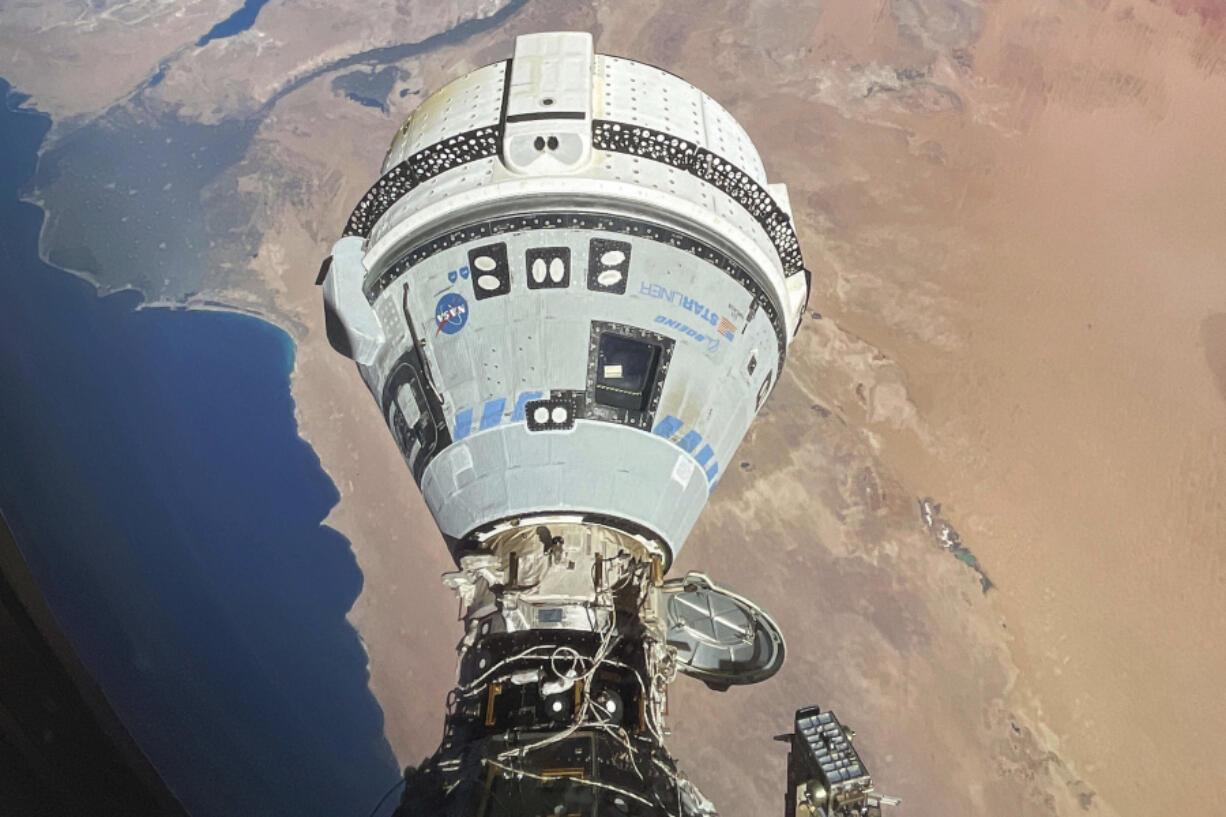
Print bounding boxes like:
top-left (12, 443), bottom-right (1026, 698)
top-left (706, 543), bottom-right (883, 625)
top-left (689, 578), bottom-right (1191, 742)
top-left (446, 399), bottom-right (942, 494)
top-left (434, 293), bottom-right (469, 335)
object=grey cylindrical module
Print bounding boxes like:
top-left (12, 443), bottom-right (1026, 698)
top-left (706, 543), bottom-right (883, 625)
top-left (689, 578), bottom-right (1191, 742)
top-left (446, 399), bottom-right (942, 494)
top-left (323, 31), bottom-right (809, 564)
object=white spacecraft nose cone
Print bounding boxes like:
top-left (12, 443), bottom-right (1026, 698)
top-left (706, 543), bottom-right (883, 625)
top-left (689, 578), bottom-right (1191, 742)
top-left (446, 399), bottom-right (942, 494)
top-left (532, 258), bottom-right (547, 283)
top-left (597, 269), bottom-right (623, 287)
top-left (600, 250), bottom-right (625, 266)
top-left (549, 257), bottom-right (565, 282)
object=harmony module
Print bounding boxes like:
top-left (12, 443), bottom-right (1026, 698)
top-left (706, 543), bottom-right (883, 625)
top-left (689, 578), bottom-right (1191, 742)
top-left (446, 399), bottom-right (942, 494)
top-left (321, 31), bottom-right (894, 817)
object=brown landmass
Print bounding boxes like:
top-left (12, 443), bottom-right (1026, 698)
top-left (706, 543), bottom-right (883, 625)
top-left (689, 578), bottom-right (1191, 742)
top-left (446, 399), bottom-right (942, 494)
top-left (0, 0), bottom-right (232, 122)
top-left (7, 0), bottom-right (1226, 815)
top-left (0, 0), bottom-right (513, 128)
top-left (286, 3), bottom-right (1221, 814)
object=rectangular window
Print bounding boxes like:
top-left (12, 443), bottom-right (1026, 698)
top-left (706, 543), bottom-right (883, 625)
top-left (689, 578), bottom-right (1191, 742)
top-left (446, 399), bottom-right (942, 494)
top-left (586, 321), bottom-right (674, 430)
top-left (594, 333), bottom-right (661, 412)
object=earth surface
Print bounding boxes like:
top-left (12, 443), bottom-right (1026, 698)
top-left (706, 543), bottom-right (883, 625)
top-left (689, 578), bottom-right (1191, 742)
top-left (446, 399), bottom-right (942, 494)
top-left (3, 1), bottom-right (1225, 815)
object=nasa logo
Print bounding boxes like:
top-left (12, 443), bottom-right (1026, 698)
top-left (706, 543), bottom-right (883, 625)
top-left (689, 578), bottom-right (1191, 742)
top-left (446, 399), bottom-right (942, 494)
top-left (434, 292), bottom-right (469, 335)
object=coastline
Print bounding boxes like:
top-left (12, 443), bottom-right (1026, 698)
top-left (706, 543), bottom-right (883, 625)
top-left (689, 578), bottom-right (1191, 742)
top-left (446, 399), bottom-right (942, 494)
top-left (2, 81), bottom-right (410, 816)
top-left (20, 122), bottom-right (459, 771)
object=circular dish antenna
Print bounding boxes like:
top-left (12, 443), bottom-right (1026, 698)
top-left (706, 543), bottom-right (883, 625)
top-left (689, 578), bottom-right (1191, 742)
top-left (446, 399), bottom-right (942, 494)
top-left (664, 572), bottom-right (785, 690)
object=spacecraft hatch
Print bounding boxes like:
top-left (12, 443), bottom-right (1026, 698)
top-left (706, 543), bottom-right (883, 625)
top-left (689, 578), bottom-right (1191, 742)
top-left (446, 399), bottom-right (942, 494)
top-left (664, 572), bottom-right (785, 690)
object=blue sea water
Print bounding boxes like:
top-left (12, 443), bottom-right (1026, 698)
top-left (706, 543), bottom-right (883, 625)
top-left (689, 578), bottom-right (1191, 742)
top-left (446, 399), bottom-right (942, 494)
top-left (196, 0), bottom-right (272, 47)
top-left (0, 80), bottom-right (401, 816)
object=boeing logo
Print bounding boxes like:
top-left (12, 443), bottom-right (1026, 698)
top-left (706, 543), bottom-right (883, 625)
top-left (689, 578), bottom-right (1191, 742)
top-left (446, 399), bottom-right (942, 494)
top-left (639, 283), bottom-right (737, 341)
top-left (655, 315), bottom-right (721, 354)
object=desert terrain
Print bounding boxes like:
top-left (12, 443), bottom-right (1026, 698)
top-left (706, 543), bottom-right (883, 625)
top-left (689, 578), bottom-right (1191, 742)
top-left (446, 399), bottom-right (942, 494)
top-left (3, 0), bottom-right (1224, 814)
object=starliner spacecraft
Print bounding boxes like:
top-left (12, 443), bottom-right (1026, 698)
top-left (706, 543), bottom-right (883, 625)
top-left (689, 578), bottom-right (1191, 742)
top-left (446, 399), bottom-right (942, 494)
top-left (321, 32), bottom-right (894, 817)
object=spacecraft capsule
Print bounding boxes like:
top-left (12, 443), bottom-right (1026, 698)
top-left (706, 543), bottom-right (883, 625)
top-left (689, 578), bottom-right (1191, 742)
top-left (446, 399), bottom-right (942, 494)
top-left (323, 31), bottom-right (810, 564)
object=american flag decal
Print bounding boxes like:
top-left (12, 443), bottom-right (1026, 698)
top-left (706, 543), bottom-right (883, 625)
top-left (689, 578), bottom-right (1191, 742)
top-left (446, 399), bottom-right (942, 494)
top-left (716, 315), bottom-right (737, 341)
